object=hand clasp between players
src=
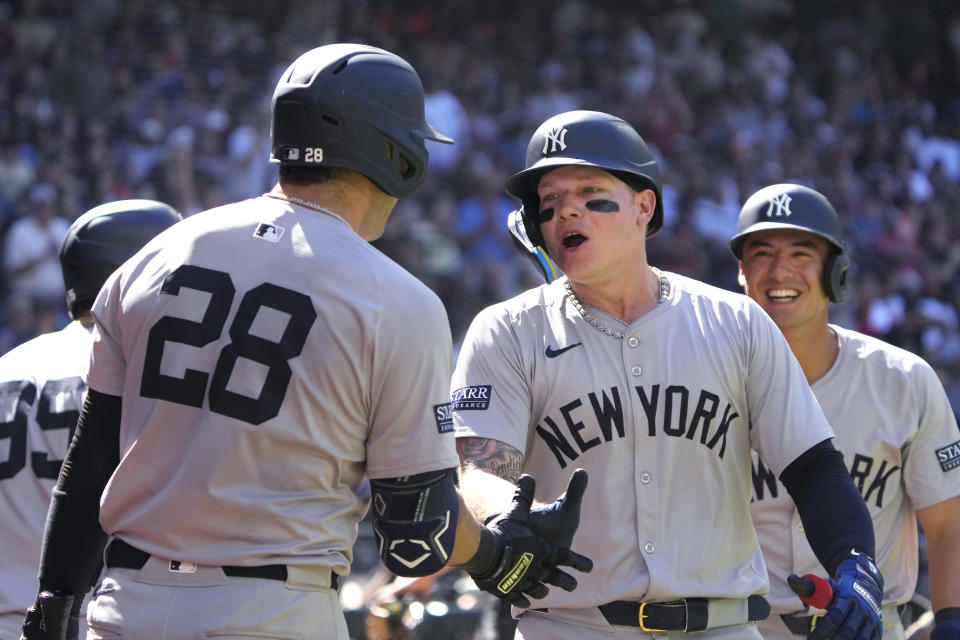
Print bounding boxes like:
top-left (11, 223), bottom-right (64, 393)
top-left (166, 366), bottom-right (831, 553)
top-left (788, 551), bottom-right (885, 640)
top-left (465, 469), bottom-right (593, 608)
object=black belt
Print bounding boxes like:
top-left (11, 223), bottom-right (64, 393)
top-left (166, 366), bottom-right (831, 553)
top-left (599, 595), bottom-right (769, 632)
top-left (780, 612), bottom-right (822, 636)
top-left (781, 604), bottom-right (905, 636)
top-left (106, 538), bottom-right (338, 588)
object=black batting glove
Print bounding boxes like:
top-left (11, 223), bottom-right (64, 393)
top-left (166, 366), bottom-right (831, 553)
top-left (20, 591), bottom-right (80, 640)
top-left (789, 551), bottom-right (884, 640)
top-left (464, 473), bottom-right (593, 608)
top-left (527, 468), bottom-right (589, 549)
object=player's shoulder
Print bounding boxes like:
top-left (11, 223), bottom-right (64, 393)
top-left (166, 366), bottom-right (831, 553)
top-left (159, 197), bottom-right (266, 239)
top-left (668, 271), bottom-right (745, 302)
top-left (472, 280), bottom-right (563, 326)
top-left (666, 271), bottom-right (765, 317)
top-left (833, 324), bottom-right (934, 376)
top-left (155, 196), bottom-right (296, 241)
top-left (0, 327), bottom-right (67, 367)
top-left (0, 334), bottom-right (43, 379)
top-left (0, 322), bottom-right (91, 382)
top-left (361, 242), bottom-right (447, 313)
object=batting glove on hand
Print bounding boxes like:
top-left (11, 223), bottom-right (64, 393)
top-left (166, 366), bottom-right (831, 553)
top-left (527, 468), bottom-right (588, 549)
top-left (20, 591), bottom-right (79, 640)
top-left (788, 551), bottom-right (884, 640)
top-left (465, 473), bottom-right (593, 608)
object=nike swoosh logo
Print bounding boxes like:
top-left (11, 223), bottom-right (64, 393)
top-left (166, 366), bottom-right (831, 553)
top-left (545, 342), bottom-right (582, 358)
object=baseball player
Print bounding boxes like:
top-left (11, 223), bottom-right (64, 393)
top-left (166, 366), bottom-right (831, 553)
top-left (20, 44), bottom-right (591, 640)
top-left (730, 184), bottom-right (960, 640)
top-left (453, 110), bottom-right (886, 640)
top-left (0, 199), bottom-right (181, 639)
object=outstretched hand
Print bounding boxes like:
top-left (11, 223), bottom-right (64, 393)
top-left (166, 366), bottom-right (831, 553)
top-left (465, 471), bottom-right (593, 608)
top-left (527, 468), bottom-right (589, 549)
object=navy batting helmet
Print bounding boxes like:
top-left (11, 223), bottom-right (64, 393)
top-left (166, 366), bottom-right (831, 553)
top-left (505, 110), bottom-right (663, 248)
top-left (730, 183), bottom-right (850, 303)
top-left (60, 199), bottom-right (182, 319)
top-left (270, 43), bottom-right (453, 198)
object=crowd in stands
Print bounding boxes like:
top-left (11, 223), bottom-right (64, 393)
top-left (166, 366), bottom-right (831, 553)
top-left (3, 0), bottom-right (960, 414)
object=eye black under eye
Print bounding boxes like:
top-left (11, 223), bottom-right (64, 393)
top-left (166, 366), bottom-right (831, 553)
top-left (585, 199), bottom-right (619, 213)
top-left (538, 207), bottom-right (555, 222)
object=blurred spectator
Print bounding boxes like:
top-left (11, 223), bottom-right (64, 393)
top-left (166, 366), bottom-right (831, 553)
top-left (743, 32), bottom-right (795, 105)
top-left (0, 293), bottom-right (38, 354)
top-left (454, 169), bottom-right (521, 301)
top-left (424, 86), bottom-right (470, 177)
top-left (3, 183), bottom-right (70, 309)
top-left (689, 175), bottom-right (741, 247)
top-left (0, 0), bottom-right (957, 427)
top-left (0, 144), bottom-right (35, 204)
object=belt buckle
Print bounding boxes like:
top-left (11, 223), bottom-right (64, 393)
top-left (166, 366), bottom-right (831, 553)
top-left (639, 602), bottom-right (667, 633)
top-left (168, 559), bottom-right (198, 574)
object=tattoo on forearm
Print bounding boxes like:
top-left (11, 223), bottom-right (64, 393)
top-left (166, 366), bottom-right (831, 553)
top-left (489, 457), bottom-right (523, 483)
top-left (457, 438), bottom-right (524, 483)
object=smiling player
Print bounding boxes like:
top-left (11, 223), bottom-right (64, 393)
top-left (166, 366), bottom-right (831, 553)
top-left (732, 183), bottom-right (960, 640)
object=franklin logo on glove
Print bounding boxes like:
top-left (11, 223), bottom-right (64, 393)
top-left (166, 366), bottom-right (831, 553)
top-left (498, 552), bottom-right (534, 594)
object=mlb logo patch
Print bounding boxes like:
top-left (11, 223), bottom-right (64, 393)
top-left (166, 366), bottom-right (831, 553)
top-left (451, 385), bottom-right (492, 411)
top-left (434, 403), bottom-right (453, 433)
top-left (254, 222), bottom-right (285, 243)
top-left (282, 147), bottom-right (300, 161)
top-left (936, 440), bottom-right (960, 472)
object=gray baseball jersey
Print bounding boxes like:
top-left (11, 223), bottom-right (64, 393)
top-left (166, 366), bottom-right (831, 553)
top-left (85, 195), bottom-right (460, 577)
top-left (452, 273), bottom-right (834, 618)
top-left (751, 324), bottom-right (960, 637)
top-left (0, 321), bottom-right (90, 617)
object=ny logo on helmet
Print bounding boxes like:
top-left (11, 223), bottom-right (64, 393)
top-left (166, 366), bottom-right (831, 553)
top-left (542, 127), bottom-right (568, 154)
top-left (764, 193), bottom-right (792, 218)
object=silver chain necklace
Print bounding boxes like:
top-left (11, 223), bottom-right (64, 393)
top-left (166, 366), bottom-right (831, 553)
top-left (564, 269), bottom-right (670, 340)
top-left (263, 193), bottom-right (349, 226)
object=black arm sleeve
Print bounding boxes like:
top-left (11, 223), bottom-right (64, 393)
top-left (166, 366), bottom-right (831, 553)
top-left (37, 389), bottom-right (122, 595)
top-left (780, 438), bottom-right (875, 575)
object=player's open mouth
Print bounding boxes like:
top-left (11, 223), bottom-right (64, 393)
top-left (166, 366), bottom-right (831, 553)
top-left (766, 288), bottom-right (799, 302)
top-left (562, 233), bottom-right (586, 249)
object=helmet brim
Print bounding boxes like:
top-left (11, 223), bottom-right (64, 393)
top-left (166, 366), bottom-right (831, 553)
top-left (415, 122), bottom-right (454, 145)
top-left (729, 221), bottom-right (845, 258)
top-left (505, 156), bottom-right (624, 200)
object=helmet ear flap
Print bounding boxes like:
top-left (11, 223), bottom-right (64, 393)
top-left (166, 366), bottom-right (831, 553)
top-left (519, 198), bottom-right (545, 248)
top-left (822, 249), bottom-right (850, 303)
top-left (508, 208), bottom-right (560, 283)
